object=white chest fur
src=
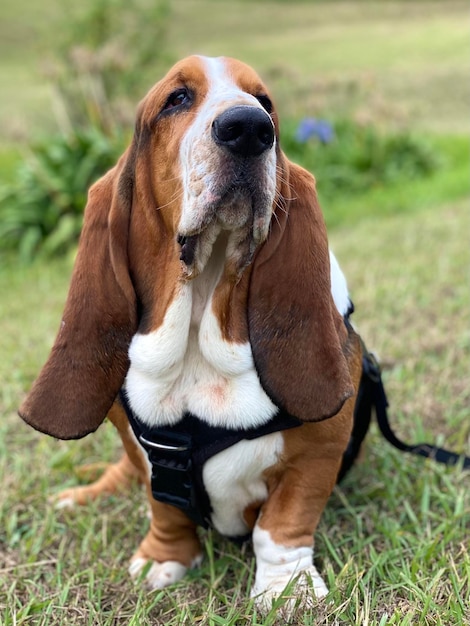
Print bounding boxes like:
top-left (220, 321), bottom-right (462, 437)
top-left (125, 247), bottom-right (277, 430)
top-left (125, 248), bottom-right (350, 429)
top-left (203, 432), bottom-right (284, 535)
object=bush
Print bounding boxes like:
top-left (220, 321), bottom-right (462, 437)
top-left (51, 0), bottom-right (171, 134)
top-left (0, 0), bottom-right (170, 262)
top-left (0, 128), bottom-right (124, 260)
top-left (281, 118), bottom-right (439, 199)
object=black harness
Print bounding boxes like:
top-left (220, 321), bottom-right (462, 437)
top-left (120, 316), bottom-right (470, 529)
top-left (119, 389), bottom-right (302, 528)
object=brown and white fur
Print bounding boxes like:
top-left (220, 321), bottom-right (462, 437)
top-left (19, 56), bottom-right (363, 609)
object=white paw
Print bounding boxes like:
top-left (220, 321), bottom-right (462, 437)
top-left (251, 565), bottom-right (329, 613)
top-left (129, 557), bottom-right (188, 590)
top-left (49, 486), bottom-right (95, 509)
top-left (251, 526), bottom-right (328, 612)
top-left (53, 495), bottom-right (77, 510)
top-left (298, 565), bottom-right (329, 599)
top-left (49, 489), bottom-right (81, 510)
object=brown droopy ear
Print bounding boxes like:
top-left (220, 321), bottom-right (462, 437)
top-left (19, 151), bottom-right (138, 439)
top-left (248, 160), bottom-right (353, 422)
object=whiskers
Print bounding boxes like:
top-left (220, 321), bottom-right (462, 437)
top-left (271, 168), bottom-right (291, 221)
top-left (151, 157), bottom-right (296, 243)
top-left (152, 173), bottom-right (185, 211)
top-left (268, 164), bottom-right (297, 232)
top-left (275, 164), bottom-right (297, 202)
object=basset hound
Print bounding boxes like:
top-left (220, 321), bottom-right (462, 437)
top-left (19, 55), bottom-right (365, 609)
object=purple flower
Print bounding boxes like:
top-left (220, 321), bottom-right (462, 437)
top-left (295, 118), bottom-right (334, 144)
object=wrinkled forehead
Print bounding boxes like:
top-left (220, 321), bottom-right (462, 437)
top-left (141, 55), bottom-right (271, 121)
top-left (201, 55), bottom-right (269, 101)
top-left (179, 55), bottom-right (268, 96)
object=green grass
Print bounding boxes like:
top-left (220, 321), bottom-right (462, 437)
top-left (1, 199), bottom-right (469, 625)
top-left (319, 134), bottom-right (470, 229)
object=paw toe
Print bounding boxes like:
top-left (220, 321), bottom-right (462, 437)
top-left (252, 565), bottom-right (329, 613)
top-left (50, 489), bottom-right (80, 509)
top-left (129, 557), bottom-right (188, 590)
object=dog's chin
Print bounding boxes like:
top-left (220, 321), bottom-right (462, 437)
top-left (216, 188), bottom-right (253, 230)
top-left (178, 193), bottom-right (272, 280)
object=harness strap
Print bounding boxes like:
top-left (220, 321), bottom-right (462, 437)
top-left (119, 390), bottom-right (302, 528)
top-left (363, 350), bottom-right (470, 470)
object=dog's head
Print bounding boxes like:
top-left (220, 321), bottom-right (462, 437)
top-left (125, 55), bottom-right (281, 279)
top-left (19, 56), bottom-right (353, 440)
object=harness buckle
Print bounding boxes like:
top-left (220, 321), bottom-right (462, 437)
top-left (138, 430), bottom-right (194, 514)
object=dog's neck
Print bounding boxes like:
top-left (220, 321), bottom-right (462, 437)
top-left (189, 231), bottom-right (229, 327)
top-left (124, 225), bottom-right (275, 430)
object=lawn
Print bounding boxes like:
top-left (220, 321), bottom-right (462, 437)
top-left (1, 1), bottom-right (469, 625)
top-left (1, 199), bottom-right (468, 626)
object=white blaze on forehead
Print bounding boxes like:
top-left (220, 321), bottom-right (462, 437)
top-left (200, 55), bottom-right (265, 109)
top-left (182, 55), bottom-right (265, 167)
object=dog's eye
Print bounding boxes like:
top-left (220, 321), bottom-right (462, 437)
top-left (256, 95), bottom-right (273, 114)
top-left (163, 88), bottom-right (192, 112)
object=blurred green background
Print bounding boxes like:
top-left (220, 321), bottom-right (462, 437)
top-left (0, 0), bottom-right (468, 259)
top-left (1, 0), bottom-right (469, 137)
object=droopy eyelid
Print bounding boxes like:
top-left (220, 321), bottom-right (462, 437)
top-left (163, 88), bottom-right (192, 110)
top-left (255, 94), bottom-right (273, 114)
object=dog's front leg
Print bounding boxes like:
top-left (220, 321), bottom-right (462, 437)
top-left (129, 495), bottom-right (203, 590)
top-left (251, 416), bottom-right (353, 610)
top-left (250, 477), bottom-right (330, 610)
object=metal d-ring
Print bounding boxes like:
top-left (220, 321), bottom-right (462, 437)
top-left (139, 434), bottom-right (189, 452)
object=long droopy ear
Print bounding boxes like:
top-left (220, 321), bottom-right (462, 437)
top-left (248, 160), bottom-right (353, 422)
top-left (19, 150), bottom-right (137, 439)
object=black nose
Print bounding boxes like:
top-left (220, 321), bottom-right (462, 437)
top-left (212, 105), bottom-right (274, 157)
